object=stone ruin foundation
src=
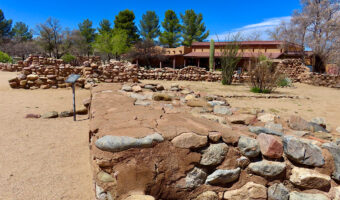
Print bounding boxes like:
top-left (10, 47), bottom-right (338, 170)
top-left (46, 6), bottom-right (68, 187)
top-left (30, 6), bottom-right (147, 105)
top-left (88, 82), bottom-right (340, 200)
top-left (2, 56), bottom-right (340, 89)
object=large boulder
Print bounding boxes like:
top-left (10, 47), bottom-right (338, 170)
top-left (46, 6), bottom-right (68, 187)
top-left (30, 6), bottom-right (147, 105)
top-left (256, 133), bottom-right (283, 158)
top-left (238, 136), bottom-right (260, 158)
top-left (95, 133), bottom-right (164, 152)
top-left (283, 136), bottom-right (324, 167)
top-left (268, 183), bottom-right (289, 200)
top-left (289, 192), bottom-right (329, 200)
top-left (200, 143), bottom-right (229, 166)
top-left (289, 167), bottom-right (331, 189)
top-left (205, 168), bottom-right (241, 185)
top-left (223, 182), bottom-right (267, 200)
top-left (322, 142), bottom-right (340, 181)
top-left (248, 160), bottom-right (286, 177)
top-left (185, 167), bottom-right (208, 189)
top-left (171, 132), bottom-right (207, 149)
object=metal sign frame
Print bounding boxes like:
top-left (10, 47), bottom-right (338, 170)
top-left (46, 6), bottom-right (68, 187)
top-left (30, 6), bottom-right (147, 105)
top-left (66, 74), bottom-right (81, 121)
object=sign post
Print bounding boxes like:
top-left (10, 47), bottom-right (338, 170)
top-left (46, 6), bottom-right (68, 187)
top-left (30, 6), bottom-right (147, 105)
top-left (65, 74), bottom-right (81, 121)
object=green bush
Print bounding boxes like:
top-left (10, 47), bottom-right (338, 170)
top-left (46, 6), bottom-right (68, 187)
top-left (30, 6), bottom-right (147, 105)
top-left (61, 54), bottom-right (76, 64)
top-left (0, 51), bottom-right (12, 63)
top-left (277, 77), bottom-right (292, 87)
top-left (250, 87), bottom-right (271, 94)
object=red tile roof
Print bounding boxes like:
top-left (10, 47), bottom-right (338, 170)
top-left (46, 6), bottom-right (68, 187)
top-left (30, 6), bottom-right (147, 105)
top-left (191, 41), bottom-right (285, 46)
top-left (183, 52), bottom-right (283, 59)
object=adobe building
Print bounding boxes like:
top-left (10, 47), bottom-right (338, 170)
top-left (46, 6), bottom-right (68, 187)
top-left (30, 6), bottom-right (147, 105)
top-left (159, 41), bottom-right (309, 70)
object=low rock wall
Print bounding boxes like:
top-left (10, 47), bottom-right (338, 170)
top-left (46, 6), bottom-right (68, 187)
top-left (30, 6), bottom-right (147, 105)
top-left (88, 82), bottom-right (340, 200)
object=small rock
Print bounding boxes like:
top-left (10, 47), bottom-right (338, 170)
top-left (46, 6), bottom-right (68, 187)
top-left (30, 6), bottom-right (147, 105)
top-left (238, 136), bottom-right (260, 158)
top-left (97, 171), bottom-right (115, 182)
top-left (268, 183), bottom-right (289, 200)
top-left (185, 94), bottom-right (195, 101)
top-left (187, 98), bottom-right (209, 107)
top-left (289, 192), bottom-right (329, 200)
top-left (132, 85), bottom-right (142, 93)
top-left (208, 100), bottom-right (226, 107)
top-left (248, 160), bottom-right (286, 177)
top-left (41, 111), bottom-right (58, 119)
top-left (322, 142), bottom-right (340, 181)
top-left (289, 167), bottom-right (331, 189)
top-left (258, 113), bottom-right (276, 123)
top-left (27, 74), bottom-right (39, 81)
top-left (289, 115), bottom-right (310, 131)
top-left (257, 133), bottom-right (283, 158)
top-left (199, 114), bottom-right (227, 125)
top-left (283, 136), bottom-right (324, 167)
top-left (236, 156), bottom-right (250, 169)
top-left (228, 114), bottom-right (255, 125)
top-left (95, 184), bottom-right (108, 200)
top-left (144, 84), bottom-right (156, 91)
top-left (156, 84), bottom-right (164, 91)
top-left (121, 85), bottom-right (132, 92)
top-left (76, 107), bottom-right (88, 115)
top-left (208, 132), bottom-right (222, 142)
top-left (134, 100), bottom-right (151, 106)
top-left (95, 133), bottom-right (164, 152)
top-left (205, 168), bottom-right (241, 185)
top-left (213, 105), bottom-right (232, 115)
top-left (249, 126), bottom-right (283, 136)
top-left (181, 89), bottom-right (192, 95)
top-left (185, 167), bottom-right (208, 188)
top-left (330, 187), bottom-right (340, 200)
top-left (223, 182), bottom-right (267, 200)
top-left (152, 93), bottom-right (172, 101)
top-left (59, 110), bottom-right (73, 118)
top-left (171, 132), bottom-right (207, 149)
top-left (200, 143), bottom-right (229, 166)
top-left (124, 195), bottom-right (155, 200)
top-left (25, 113), bottom-right (41, 118)
top-left (195, 191), bottom-right (218, 200)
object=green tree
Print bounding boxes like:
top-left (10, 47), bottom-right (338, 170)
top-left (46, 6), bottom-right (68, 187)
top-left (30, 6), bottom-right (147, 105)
top-left (159, 10), bottom-right (181, 48)
top-left (180, 9), bottom-right (209, 46)
top-left (11, 22), bottom-right (33, 42)
top-left (78, 19), bottom-right (96, 57)
top-left (94, 29), bottom-right (129, 60)
top-left (0, 9), bottom-right (12, 42)
top-left (98, 19), bottom-right (112, 34)
top-left (113, 9), bottom-right (139, 46)
top-left (139, 11), bottom-right (160, 41)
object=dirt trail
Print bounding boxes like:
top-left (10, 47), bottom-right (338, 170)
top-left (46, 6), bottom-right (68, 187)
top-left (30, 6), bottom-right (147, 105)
top-left (0, 71), bottom-right (94, 200)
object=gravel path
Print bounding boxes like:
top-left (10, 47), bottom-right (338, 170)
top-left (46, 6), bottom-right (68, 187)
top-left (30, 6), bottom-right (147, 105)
top-left (0, 71), bottom-right (93, 200)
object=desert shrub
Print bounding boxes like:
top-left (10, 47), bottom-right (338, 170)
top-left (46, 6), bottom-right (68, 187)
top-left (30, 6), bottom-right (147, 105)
top-left (248, 55), bottom-right (282, 93)
top-left (0, 51), bottom-right (12, 63)
top-left (277, 76), bottom-right (292, 87)
top-left (61, 53), bottom-right (76, 64)
top-left (221, 41), bottom-right (241, 85)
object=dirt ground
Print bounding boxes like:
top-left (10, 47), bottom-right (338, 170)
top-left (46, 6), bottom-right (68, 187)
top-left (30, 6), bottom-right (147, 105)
top-left (142, 80), bottom-right (340, 136)
top-left (0, 71), bottom-right (94, 200)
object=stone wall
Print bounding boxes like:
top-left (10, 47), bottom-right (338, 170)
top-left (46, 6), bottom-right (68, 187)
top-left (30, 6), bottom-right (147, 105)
top-left (89, 82), bottom-right (340, 200)
top-left (2, 56), bottom-right (340, 89)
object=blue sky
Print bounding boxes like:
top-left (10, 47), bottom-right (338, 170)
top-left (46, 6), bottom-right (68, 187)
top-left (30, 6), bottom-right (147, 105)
top-left (0, 0), bottom-right (301, 39)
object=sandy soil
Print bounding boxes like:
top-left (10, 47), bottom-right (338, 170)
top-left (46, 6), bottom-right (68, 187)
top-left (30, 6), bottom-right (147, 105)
top-left (142, 80), bottom-right (340, 135)
top-left (0, 71), bottom-right (94, 200)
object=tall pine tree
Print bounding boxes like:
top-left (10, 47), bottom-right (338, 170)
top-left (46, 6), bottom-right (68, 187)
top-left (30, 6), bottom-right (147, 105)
top-left (12, 22), bottom-right (33, 42)
top-left (98, 19), bottom-right (112, 34)
top-left (139, 11), bottom-right (160, 41)
top-left (78, 19), bottom-right (96, 57)
top-left (0, 9), bottom-right (12, 42)
top-left (113, 9), bottom-right (139, 46)
top-left (180, 9), bottom-right (209, 46)
top-left (159, 10), bottom-right (181, 48)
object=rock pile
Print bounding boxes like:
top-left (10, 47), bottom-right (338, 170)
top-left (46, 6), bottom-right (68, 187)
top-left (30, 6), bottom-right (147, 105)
top-left (138, 66), bottom-right (222, 82)
top-left (89, 82), bottom-right (340, 200)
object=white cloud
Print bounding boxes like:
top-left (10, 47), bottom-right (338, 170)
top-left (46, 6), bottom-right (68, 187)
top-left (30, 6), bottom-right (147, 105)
top-left (209, 16), bottom-right (291, 41)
